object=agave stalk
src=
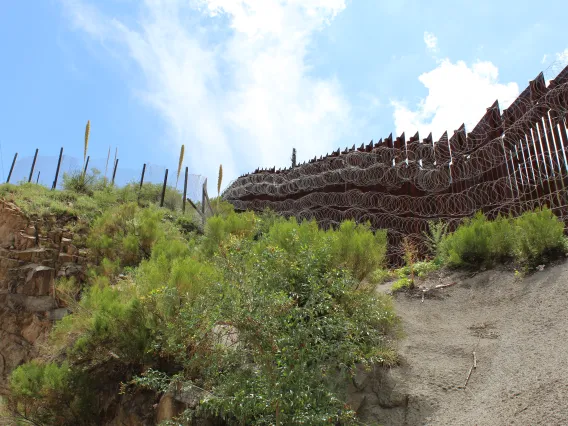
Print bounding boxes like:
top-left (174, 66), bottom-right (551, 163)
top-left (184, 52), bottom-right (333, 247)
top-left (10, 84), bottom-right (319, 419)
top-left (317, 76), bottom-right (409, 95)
top-left (217, 164), bottom-right (223, 211)
top-left (84, 120), bottom-right (90, 165)
top-left (83, 120), bottom-right (90, 179)
top-left (176, 144), bottom-right (185, 188)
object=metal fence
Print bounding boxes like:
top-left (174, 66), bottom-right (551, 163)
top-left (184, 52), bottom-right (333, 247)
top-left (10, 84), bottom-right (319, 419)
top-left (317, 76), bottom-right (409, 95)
top-left (224, 64), bottom-right (568, 260)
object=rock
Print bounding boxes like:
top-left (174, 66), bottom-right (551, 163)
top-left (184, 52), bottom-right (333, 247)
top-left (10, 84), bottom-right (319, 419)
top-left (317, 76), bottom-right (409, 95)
top-left (211, 324), bottom-right (239, 349)
top-left (48, 308), bottom-right (69, 321)
top-left (14, 232), bottom-right (37, 250)
top-left (0, 201), bottom-right (28, 249)
top-left (18, 265), bottom-right (55, 296)
top-left (156, 393), bottom-right (187, 423)
top-left (157, 383), bottom-right (205, 423)
top-left (21, 315), bottom-right (49, 344)
top-left (25, 225), bottom-right (36, 236)
top-left (59, 253), bottom-right (77, 263)
top-left (6, 294), bottom-right (56, 312)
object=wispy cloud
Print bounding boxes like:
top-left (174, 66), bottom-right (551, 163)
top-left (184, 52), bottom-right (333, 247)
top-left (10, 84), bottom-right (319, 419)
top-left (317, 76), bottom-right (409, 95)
top-left (392, 59), bottom-right (519, 140)
top-left (61, 0), bottom-right (350, 186)
top-left (423, 31), bottom-right (438, 54)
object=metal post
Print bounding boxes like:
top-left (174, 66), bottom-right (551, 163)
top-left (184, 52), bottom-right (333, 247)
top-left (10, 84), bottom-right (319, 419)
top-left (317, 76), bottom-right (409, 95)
top-left (28, 149), bottom-right (38, 183)
top-left (83, 155), bottom-right (90, 177)
top-left (160, 169), bottom-right (168, 207)
top-left (111, 158), bottom-right (119, 186)
top-left (182, 166), bottom-right (188, 213)
top-left (36, 171), bottom-right (40, 184)
top-left (6, 153), bottom-right (17, 183)
top-left (52, 148), bottom-right (63, 190)
top-left (202, 179), bottom-right (207, 226)
top-left (139, 163), bottom-right (146, 188)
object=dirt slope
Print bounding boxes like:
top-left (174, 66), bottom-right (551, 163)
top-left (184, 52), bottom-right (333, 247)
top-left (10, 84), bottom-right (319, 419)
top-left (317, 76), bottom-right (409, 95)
top-left (364, 262), bottom-right (568, 425)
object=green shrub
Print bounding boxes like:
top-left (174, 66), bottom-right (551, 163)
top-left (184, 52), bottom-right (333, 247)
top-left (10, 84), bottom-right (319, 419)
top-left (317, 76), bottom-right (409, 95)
top-left (514, 207), bottom-right (566, 265)
top-left (8, 209), bottom-right (399, 425)
top-left (439, 212), bottom-right (494, 267)
top-left (391, 277), bottom-right (413, 292)
top-left (62, 168), bottom-right (106, 195)
top-left (439, 207), bottom-right (566, 269)
top-left (87, 203), bottom-right (167, 269)
top-left (369, 268), bottom-right (393, 284)
top-left (329, 220), bottom-right (388, 281)
top-left (423, 220), bottom-right (449, 259)
top-left (8, 361), bottom-right (94, 424)
top-left (201, 210), bottom-right (258, 256)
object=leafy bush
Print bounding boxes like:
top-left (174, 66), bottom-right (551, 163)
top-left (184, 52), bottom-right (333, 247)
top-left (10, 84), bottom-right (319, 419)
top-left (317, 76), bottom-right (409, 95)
top-left (8, 210), bottom-right (399, 425)
top-left (423, 220), bottom-right (449, 259)
top-left (514, 207), bottom-right (566, 265)
top-left (369, 268), bottom-right (393, 285)
top-left (87, 203), bottom-right (168, 269)
top-left (8, 361), bottom-right (94, 425)
top-left (439, 208), bottom-right (566, 268)
top-left (62, 168), bottom-right (105, 195)
top-left (439, 212), bottom-right (493, 267)
top-left (391, 277), bottom-right (413, 292)
top-left (201, 210), bottom-right (258, 256)
top-left (329, 220), bottom-right (388, 281)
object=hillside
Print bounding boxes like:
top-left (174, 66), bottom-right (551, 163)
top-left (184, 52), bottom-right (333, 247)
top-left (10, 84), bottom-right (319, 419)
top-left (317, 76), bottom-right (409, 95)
top-left (362, 264), bottom-right (568, 425)
top-left (1, 181), bottom-right (568, 425)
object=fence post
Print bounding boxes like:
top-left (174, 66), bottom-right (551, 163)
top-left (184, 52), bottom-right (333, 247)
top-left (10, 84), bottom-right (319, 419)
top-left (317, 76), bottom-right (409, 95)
top-left (182, 166), bottom-right (188, 213)
top-left (36, 171), bottom-right (40, 184)
top-left (6, 153), bottom-right (17, 183)
top-left (83, 155), bottom-right (90, 177)
top-left (202, 178), bottom-right (207, 226)
top-left (160, 169), bottom-right (168, 207)
top-left (28, 149), bottom-right (39, 183)
top-left (52, 148), bottom-right (63, 190)
top-left (111, 159), bottom-right (119, 186)
top-left (140, 163), bottom-right (146, 188)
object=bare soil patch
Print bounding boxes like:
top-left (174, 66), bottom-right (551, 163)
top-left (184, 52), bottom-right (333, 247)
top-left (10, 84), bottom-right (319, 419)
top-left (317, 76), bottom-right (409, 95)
top-left (361, 262), bottom-right (568, 425)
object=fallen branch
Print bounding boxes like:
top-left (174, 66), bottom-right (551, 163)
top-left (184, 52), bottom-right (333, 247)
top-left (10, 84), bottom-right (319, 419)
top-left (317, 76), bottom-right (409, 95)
top-left (434, 281), bottom-right (457, 289)
top-left (464, 351), bottom-right (477, 388)
top-left (464, 365), bottom-right (474, 387)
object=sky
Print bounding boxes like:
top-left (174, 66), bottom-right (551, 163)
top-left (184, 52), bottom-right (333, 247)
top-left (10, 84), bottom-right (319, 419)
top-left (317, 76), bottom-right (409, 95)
top-left (1, 0), bottom-right (567, 191)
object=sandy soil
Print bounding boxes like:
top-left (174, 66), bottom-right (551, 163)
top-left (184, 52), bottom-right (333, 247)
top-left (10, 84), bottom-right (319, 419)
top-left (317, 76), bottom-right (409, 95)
top-left (361, 261), bottom-right (568, 425)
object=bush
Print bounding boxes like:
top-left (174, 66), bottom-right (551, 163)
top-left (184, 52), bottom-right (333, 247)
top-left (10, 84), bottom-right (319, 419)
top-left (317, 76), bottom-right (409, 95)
top-left (8, 361), bottom-right (94, 424)
top-left (62, 168), bottom-right (106, 195)
top-left (391, 277), bottom-right (413, 292)
top-left (8, 210), bottom-right (399, 425)
top-left (439, 212), bottom-right (493, 267)
top-left (201, 210), bottom-right (258, 256)
top-left (439, 207), bottom-right (566, 268)
top-left (514, 207), bottom-right (566, 265)
top-left (329, 220), bottom-right (388, 281)
top-left (87, 203), bottom-right (168, 269)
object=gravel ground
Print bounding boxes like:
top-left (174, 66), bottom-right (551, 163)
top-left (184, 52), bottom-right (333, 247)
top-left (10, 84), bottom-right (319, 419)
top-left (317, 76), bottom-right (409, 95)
top-left (362, 261), bottom-right (568, 426)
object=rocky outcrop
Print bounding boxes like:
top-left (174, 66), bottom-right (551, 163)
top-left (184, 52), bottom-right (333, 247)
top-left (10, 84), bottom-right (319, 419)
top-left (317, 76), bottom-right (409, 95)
top-left (0, 200), bottom-right (87, 393)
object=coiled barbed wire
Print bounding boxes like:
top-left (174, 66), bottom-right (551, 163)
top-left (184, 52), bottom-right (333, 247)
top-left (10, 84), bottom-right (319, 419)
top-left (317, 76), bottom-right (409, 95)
top-left (223, 66), bottom-right (568, 262)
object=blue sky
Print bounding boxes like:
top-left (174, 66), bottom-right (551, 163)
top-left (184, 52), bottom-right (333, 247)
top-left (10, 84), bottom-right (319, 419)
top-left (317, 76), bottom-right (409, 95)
top-left (1, 0), bottom-right (567, 190)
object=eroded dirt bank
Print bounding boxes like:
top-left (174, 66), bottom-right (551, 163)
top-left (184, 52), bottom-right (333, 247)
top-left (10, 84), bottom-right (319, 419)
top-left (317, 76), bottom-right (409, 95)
top-left (359, 263), bottom-right (568, 425)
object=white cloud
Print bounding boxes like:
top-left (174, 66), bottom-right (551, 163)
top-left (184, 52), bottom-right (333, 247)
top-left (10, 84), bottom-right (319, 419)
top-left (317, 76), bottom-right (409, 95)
top-left (392, 59), bottom-right (519, 141)
top-left (556, 48), bottom-right (568, 66)
top-left (541, 54), bottom-right (548, 64)
top-left (423, 31), bottom-right (438, 53)
top-left (62, 0), bottom-right (350, 187)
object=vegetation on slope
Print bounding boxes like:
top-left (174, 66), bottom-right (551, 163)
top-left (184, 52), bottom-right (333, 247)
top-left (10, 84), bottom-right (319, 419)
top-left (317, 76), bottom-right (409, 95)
top-left (3, 182), bottom-right (398, 425)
